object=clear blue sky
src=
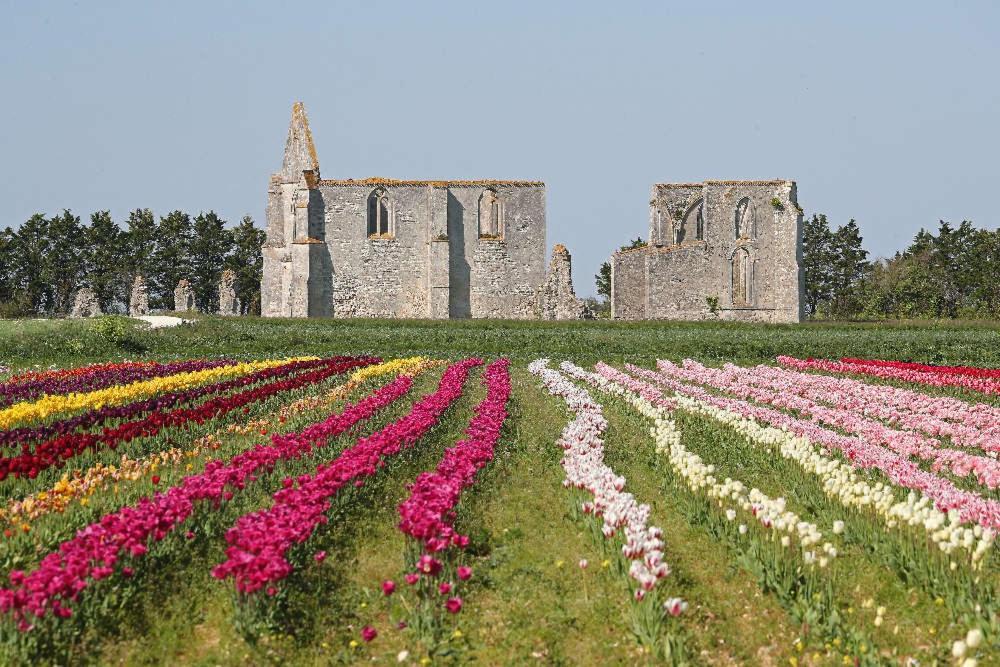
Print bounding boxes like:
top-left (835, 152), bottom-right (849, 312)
top-left (1, 0), bottom-right (998, 297)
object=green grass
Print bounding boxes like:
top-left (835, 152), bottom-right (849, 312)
top-left (3, 315), bottom-right (1000, 370)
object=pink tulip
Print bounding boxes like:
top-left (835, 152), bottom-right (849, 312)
top-left (445, 597), bottom-right (463, 613)
top-left (361, 625), bottom-right (377, 642)
top-left (456, 565), bottom-right (472, 581)
top-left (438, 581), bottom-right (452, 595)
top-left (382, 580), bottom-right (396, 595)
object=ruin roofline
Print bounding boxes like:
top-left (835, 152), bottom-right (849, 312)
top-left (653, 179), bottom-right (795, 187)
top-left (613, 240), bottom-right (707, 256)
top-left (316, 177), bottom-right (544, 188)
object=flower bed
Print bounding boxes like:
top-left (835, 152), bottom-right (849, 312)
top-left (778, 356), bottom-right (1000, 395)
top-left (212, 358), bottom-right (483, 594)
top-left (0, 357), bottom-right (375, 481)
top-left (0, 373), bottom-right (413, 628)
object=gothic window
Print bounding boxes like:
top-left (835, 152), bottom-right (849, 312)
top-left (367, 188), bottom-right (392, 237)
top-left (679, 199), bottom-right (703, 243)
top-left (731, 247), bottom-right (751, 306)
top-left (735, 197), bottom-right (756, 240)
top-left (478, 189), bottom-right (503, 238)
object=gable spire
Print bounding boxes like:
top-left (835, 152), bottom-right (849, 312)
top-left (280, 101), bottom-right (320, 182)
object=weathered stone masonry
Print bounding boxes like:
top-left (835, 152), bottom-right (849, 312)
top-left (611, 180), bottom-right (804, 323)
top-left (261, 103), bottom-right (581, 319)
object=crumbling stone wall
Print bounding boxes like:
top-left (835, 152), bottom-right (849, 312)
top-left (259, 102), bottom-right (548, 319)
top-left (611, 180), bottom-right (803, 323)
top-left (536, 244), bottom-right (586, 320)
top-left (129, 275), bottom-right (149, 316)
top-left (174, 279), bottom-right (195, 312)
top-left (70, 288), bottom-right (102, 318)
top-left (217, 269), bottom-right (239, 315)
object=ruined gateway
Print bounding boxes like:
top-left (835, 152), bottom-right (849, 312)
top-left (262, 103), bottom-right (582, 319)
top-left (611, 180), bottom-right (804, 323)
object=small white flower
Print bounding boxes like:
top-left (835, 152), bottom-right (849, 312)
top-left (397, 650), bottom-right (410, 662)
top-left (966, 628), bottom-right (983, 649)
top-left (832, 520), bottom-right (845, 534)
top-left (738, 524), bottom-right (748, 535)
top-left (952, 640), bottom-right (967, 658)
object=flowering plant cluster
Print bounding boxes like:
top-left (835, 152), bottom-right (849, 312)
top-left (0, 357), bottom-right (371, 481)
top-left (0, 357), bottom-right (335, 449)
top-left (715, 361), bottom-right (1000, 456)
top-left (528, 359), bottom-right (671, 599)
top-left (673, 359), bottom-right (1000, 489)
top-left (0, 359), bottom-right (238, 407)
top-left (398, 358), bottom-right (510, 554)
top-left (621, 362), bottom-right (995, 566)
top-left (653, 360), bottom-right (1000, 532)
top-left (0, 357), bottom-right (322, 432)
top-left (213, 358), bottom-right (482, 594)
top-left (841, 358), bottom-right (1000, 379)
top-left (778, 356), bottom-right (1000, 395)
top-left (0, 369), bottom-right (411, 629)
top-left (569, 362), bottom-right (836, 566)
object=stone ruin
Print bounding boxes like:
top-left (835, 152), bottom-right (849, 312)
top-left (217, 269), bottom-right (239, 316)
top-left (70, 287), bottom-right (102, 318)
top-left (536, 245), bottom-right (588, 320)
top-left (174, 279), bottom-right (195, 312)
top-left (611, 180), bottom-right (804, 323)
top-left (129, 275), bottom-right (149, 316)
top-left (260, 102), bottom-right (586, 320)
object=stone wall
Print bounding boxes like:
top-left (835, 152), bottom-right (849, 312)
top-left (70, 288), bottom-right (102, 318)
top-left (174, 279), bottom-right (195, 312)
top-left (217, 269), bottom-right (239, 315)
top-left (259, 103), bottom-right (550, 320)
top-left (612, 180), bottom-right (803, 323)
top-left (129, 275), bottom-right (149, 316)
top-left (536, 244), bottom-right (586, 320)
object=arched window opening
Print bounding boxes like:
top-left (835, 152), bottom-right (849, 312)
top-left (680, 199), bottom-right (703, 243)
top-left (731, 247), bottom-right (751, 306)
top-left (367, 188), bottom-right (392, 238)
top-left (478, 189), bottom-right (503, 238)
top-left (735, 197), bottom-right (755, 240)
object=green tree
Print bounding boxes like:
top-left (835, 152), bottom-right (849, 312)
top-left (84, 210), bottom-right (126, 312)
top-left (226, 215), bottom-right (265, 315)
top-left (801, 214), bottom-right (835, 317)
top-left (828, 220), bottom-right (869, 318)
top-left (123, 208), bottom-right (158, 284)
top-left (0, 228), bottom-right (15, 306)
top-left (44, 210), bottom-right (86, 314)
top-left (11, 215), bottom-right (51, 314)
top-left (150, 211), bottom-right (194, 309)
top-left (190, 211), bottom-right (233, 311)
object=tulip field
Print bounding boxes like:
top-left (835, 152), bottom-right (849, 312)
top-left (0, 319), bottom-right (998, 665)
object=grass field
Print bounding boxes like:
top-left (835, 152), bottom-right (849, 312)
top-left (0, 316), bottom-right (997, 665)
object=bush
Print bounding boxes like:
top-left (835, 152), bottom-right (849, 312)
top-left (88, 315), bottom-right (148, 354)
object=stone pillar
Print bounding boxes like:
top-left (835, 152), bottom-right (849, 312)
top-left (174, 279), bottom-right (195, 312)
top-left (129, 275), bottom-right (149, 316)
top-left (70, 287), bottom-right (102, 318)
top-left (426, 185), bottom-right (450, 318)
top-left (536, 244), bottom-right (587, 320)
top-left (217, 269), bottom-right (239, 316)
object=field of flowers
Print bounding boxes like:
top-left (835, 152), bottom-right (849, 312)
top-left (0, 339), bottom-right (997, 665)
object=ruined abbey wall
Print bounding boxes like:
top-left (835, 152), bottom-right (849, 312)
top-left (259, 103), bottom-right (562, 319)
top-left (611, 180), bottom-right (803, 323)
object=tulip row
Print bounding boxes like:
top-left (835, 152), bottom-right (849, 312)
top-left (0, 357), bottom-right (374, 481)
top-left (0, 358), bottom-right (335, 449)
top-left (213, 358), bottom-right (483, 594)
top-left (717, 360), bottom-right (1000, 455)
top-left (569, 362), bottom-right (836, 565)
top-left (0, 358), bottom-right (431, 530)
top-left (622, 363), bottom-right (996, 565)
top-left (0, 357), bottom-right (321, 432)
top-left (2, 361), bottom-right (156, 388)
top-left (0, 370), bottom-right (415, 629)
top-left (0, 359), bottom-right (238, 408)
top-left (841, 357), bottom-right (1000, 380)
top-left (778, 356), bottom-right (1000, 396)
top-left (672, 359), bottom-right (1000, 489)
top-left (528, 359), bottom-right (671, 598)
top-left (398, 358), bottom-right (511, 555)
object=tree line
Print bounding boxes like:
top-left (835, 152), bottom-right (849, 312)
top-left (0, 210), bottom-right (265, 317)
top-left (803, 215), bottom-right (1000, 320)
